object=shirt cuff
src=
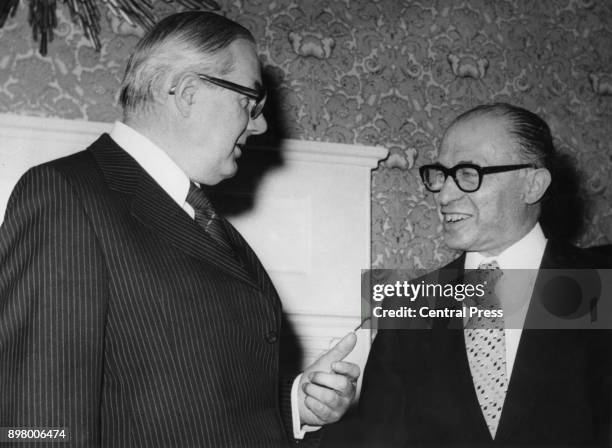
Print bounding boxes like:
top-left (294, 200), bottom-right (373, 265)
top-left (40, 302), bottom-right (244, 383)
top-left (291, 373), bottom-right (322, 439)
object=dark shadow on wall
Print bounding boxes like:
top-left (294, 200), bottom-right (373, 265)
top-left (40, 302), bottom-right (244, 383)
top-left (207, 147), bottom-right (284, 216)
top-left (206, 67), bottom-right (303, 372)
top-left (253, 65), bottom-right (292, 144)
top-left (207, 67), bottom-right (287, 217)
top-left (540, 152), bottom-right (587, 244)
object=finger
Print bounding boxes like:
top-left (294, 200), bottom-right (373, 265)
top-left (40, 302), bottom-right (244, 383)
top-left (304, 395), bottom-right (334, 423)
top-left (331, 361), bottom-right (361, 382)
top-left (308, 372), bottom-right (354, 396)
top-left (303, 383), bottom-right (348, 423)
top-left (304, 383), bottom-right (354, 410)
top-left (303, 381), bottom-right (338, 403)
top-left (318, 332), bottom-right (357, 365)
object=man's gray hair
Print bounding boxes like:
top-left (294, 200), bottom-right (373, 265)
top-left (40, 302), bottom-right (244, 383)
top-left (119, 11), bottom-right (255, 116)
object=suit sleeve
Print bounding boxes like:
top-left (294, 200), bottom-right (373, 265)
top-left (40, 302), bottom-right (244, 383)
top-left (279, 374), bottom-right (324, 447)
top-left (0, 167), bottom-right (109, 446)
top-left (279, 373), bottom-right (295, 437)
top-left (321, 329), bottom-right (409, 448)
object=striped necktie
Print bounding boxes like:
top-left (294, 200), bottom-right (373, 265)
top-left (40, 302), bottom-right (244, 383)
top-left (185, 183), bottom-right (234, 256)
top-left (465, 260), bottom-right (507, 439)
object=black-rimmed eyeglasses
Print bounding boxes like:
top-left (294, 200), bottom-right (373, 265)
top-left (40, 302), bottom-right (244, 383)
top-left (169, 73), bottom-right (267, 119)
top-left (419, 163), bottom-right (536, 193)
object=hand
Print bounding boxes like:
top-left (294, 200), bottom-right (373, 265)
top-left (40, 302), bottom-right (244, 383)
top-left (298, 332), bottom-right (361, 426)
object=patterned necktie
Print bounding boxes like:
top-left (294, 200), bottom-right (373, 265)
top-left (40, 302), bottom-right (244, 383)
top-left (465, 260), bottom-right (507, 439)
top-left (185, 183), bottom-right (234, 255)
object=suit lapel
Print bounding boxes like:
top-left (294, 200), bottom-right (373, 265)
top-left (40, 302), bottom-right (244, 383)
top-left (131, 174), bottom-right (260, 289)
top-left (89, 134), bottom-right (260, 290)
top-left (221, 218), bottom-right (282, 308)
top-left (495, 330), bottom-right (560, 442)
top-left (431, 319), bottom-right (494, 441)
top-left (432, 255), bottom-right (496, 440)
top-left (495, 241), bottom-right (563, 441)
top-left (432, 255), bottom-right (466, 330)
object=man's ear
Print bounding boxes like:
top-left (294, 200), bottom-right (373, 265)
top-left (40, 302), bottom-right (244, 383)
top-left (169, 74), bottom-right (199, 118)
top-left (524, 167), bottom-right (552, 204)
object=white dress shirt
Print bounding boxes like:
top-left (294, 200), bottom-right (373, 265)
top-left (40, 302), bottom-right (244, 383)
top-left (464, 223), bottom-right (547, 380)
top-left (109, 121), bottom-right (195, 217)
top-left (109, 121), bottom-right (307, 439)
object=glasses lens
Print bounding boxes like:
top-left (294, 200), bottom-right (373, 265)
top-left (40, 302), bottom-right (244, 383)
top-left (421, 166), bottom-right (445, 192)
top-left (250, 92), bottom-right (267, 119)
top-left (455, 166), bottom-right (480, 192)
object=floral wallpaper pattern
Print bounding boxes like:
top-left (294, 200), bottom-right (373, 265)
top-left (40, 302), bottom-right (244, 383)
top-left (1, 0), bottom-right (611, 269)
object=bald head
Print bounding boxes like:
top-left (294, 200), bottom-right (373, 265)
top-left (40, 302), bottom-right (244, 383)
top-left (447, 102), bottom-right (555, 172)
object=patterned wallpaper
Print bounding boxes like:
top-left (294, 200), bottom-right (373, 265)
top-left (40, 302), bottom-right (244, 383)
top-left (0, 0), bottom-right (611, 270)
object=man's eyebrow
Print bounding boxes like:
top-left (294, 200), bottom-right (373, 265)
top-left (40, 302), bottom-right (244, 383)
top-left (435, 160), bottom-right (477, 167)
top-left (456, 159), bottom-right (479, 165)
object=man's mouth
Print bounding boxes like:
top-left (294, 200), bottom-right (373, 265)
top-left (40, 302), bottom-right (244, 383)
top-left (235, 143), bottom-right (245, 156)
top-left (442, 213), bottom-right (471, 224)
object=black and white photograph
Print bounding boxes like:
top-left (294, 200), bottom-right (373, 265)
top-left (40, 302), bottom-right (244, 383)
top-left (0, 1), bottom-right (611, 446)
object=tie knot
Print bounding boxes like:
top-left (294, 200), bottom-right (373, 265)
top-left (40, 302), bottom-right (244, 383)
top-left (475, 259), bottom-right (503, 286)
top-left (478, 259), bottom-right (500, 270)
top-left (185, 183), bottom-right (235, 255)
top-left (467, 259), bottom-right (504, 328)
top-left (186, 183), bottom-right (215, 217)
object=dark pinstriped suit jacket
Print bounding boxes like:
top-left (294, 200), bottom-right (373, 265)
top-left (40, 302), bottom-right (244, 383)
top-left (0, 135), bottom-right (294, 447)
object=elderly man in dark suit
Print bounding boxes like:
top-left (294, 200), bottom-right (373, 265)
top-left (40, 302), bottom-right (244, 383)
top-left (0, 12), bottom-right (359, 447)
top-left (324, 103), bottom-right (611, 447)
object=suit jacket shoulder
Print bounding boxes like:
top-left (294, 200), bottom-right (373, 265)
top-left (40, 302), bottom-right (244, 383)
top-left (541, 238), bottom-right (611, 269)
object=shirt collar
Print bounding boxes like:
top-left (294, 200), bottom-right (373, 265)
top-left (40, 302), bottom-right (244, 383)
top-left (465, 223), bottom-right (547, 270)
top-left (109, 121), bottom-right (190, 209)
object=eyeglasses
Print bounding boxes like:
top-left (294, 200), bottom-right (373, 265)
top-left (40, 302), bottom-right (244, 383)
top-left (169, 73), bottom-right (267, 119)
top-left (419, 163), bottom-right (536, 193)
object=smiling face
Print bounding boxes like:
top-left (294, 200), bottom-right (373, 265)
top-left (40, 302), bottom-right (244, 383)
top-left (176, 39), bottom-right (267, 185)
top-left (435, 115), bottom-right (537, 256)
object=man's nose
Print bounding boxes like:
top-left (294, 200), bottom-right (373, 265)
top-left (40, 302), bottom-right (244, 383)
top-left (435, 175), bottom-right (464, 206)
top-left (248, 114), bottom-right (268, 135)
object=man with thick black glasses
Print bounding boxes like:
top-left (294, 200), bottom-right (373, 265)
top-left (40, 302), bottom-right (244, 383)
top-left (327, 103), bottom-right (611, 447)
top-left (0, 12), bottom-right (359, 447)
